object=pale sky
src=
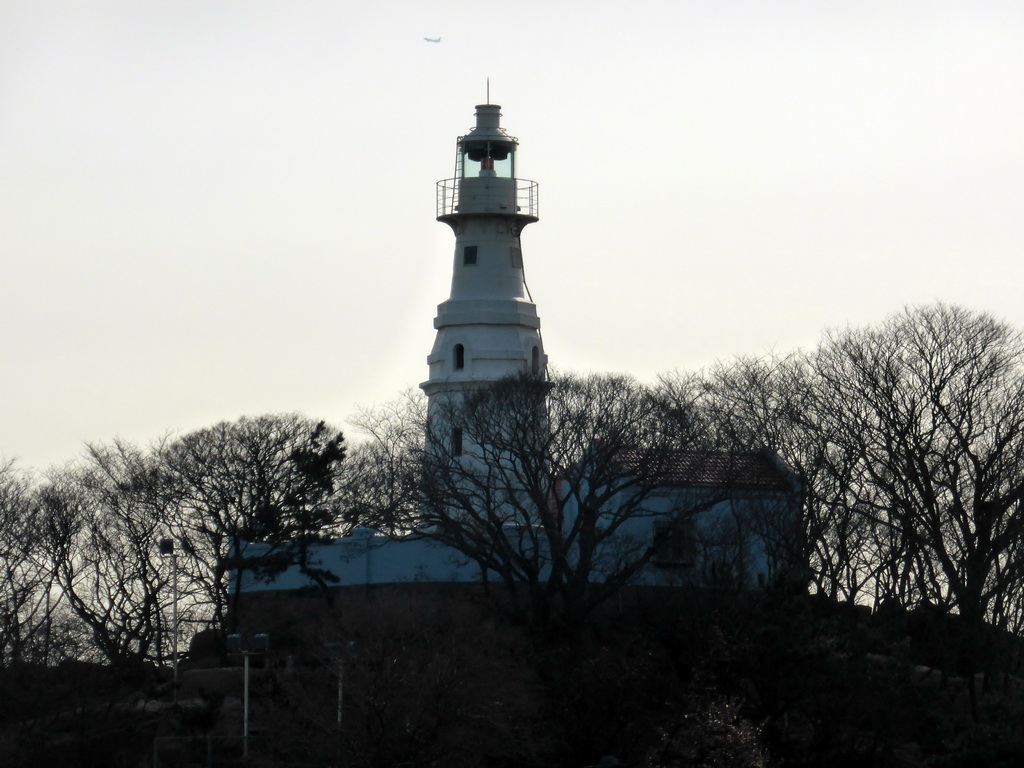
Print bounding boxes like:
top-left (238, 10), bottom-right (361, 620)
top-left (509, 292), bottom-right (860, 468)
top-left (3, 1), bottom-right (1023, 470)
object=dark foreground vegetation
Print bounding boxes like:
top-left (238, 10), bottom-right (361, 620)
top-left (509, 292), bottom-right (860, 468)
top-left (230, 584), bottom-right (1024, 768)
top-left (4, 584), bottom-right (1024, 767)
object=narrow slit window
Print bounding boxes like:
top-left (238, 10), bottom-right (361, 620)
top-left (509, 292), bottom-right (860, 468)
top-left (452, 427), bottom-right (463, 456)
top-left (463, 245), bottom-right (478, 265)
top-left (510, 246), bottom-right (523, 268)
top-left (531, 346), bottom-right (540, 374)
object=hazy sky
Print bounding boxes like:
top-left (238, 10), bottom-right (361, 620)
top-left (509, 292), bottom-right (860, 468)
top-left (3, 1), bottom-right (1023, 470)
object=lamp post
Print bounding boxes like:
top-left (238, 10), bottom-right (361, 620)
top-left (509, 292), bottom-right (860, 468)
top-left (228, 632), bottom-right (269, 759)
top-left (160, 536), bottom-right (196, 700)
top-left (337, 655), bottom-right (343, 728)
top-left (325, 641), bottom-right (354, 768)
top-left (325, 643), bottom-right (345, 728)
top-left (243, 650), bottom-right (250, 757)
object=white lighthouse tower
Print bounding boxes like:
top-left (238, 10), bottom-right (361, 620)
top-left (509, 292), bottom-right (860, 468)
top-left (421, 103), bottom-right (547, 447)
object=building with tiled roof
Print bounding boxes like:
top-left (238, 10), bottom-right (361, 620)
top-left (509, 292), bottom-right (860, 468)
top-left (558, 446), bottom-right (803, 588)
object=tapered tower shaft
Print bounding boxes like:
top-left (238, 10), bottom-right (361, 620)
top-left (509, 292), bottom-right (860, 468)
top-left (421, 104), bottom-right (547, 407)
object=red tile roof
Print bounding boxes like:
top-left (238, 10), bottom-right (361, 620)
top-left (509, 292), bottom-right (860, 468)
top-left (613, 448), bottom-right (796, 491)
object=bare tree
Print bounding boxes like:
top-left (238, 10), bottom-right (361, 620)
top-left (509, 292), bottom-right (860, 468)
top-left (160, 414), bottom-right (346, 633)
top-left (342, 390), bottom-right (426, 533)
top-left (809, 305), bottom-right (1024, 710)
top-left (357, 373), bottom-right (721, 628)
top-left (39, 442), bottom-right (173, 668)
top-left (0, 460), bottom-right (55, 666)
top-left (663, 359), bottom-right (817, 592)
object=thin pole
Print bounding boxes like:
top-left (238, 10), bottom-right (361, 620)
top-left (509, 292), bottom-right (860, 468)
top-left (171, 552), bottom-right (179, 700)
top-left (243, 653), bottom-right (250, 758)
top-left (342, 659), bottom-right (350, 729)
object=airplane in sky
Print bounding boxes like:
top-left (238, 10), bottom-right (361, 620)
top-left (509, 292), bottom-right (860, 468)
top-left (424, 36), bottom-right (442, 43)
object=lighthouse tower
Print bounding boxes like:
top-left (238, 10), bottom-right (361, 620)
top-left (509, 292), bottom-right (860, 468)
top-left (421, 104), bottom-right (547, 442)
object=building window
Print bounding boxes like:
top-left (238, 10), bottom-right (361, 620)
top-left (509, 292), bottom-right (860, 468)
top-left (452, 427), bottom-right (463, 457)
top-left (510, 246), bottom-right (522, 268)
top-left (531, 346), bottom-right (540, 374)
top-left (463, 245), bottom-right (478, 265)
top-left (652, 519), bottom-right (695, 568)
top-left (454, 344), bottom-right (465, 370)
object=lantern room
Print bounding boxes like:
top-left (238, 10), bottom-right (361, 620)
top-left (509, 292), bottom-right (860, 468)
top-left (456, 104), bottom-right (517, 179)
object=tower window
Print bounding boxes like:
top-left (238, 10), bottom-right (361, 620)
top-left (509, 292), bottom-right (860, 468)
top-left (531, 346), bottom-right (540, 374)
top-left (463, 245), bottom-right (478, 265)
top-left (452, 427), bottom-right (463, 456)
top-left (510, 247), bottom-right (522, 268)
top-left (454, 344), bottom-right (465, 370)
